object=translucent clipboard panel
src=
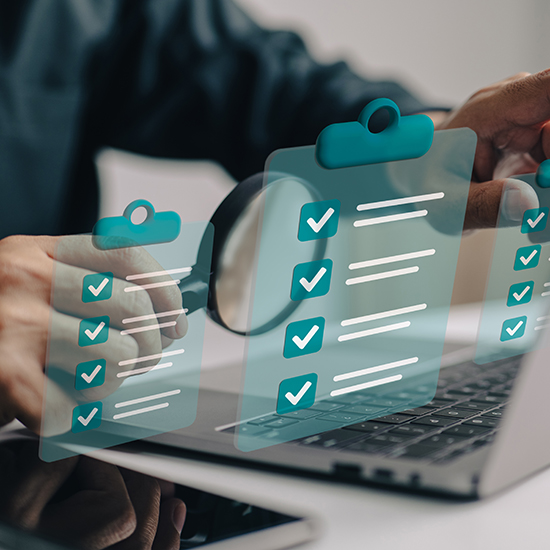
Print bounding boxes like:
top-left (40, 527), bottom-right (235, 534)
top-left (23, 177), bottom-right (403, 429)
top-left (476, 168), bottom-right (550, 364)
top-left (40, 210), bottom-right (213, 462)
top-left (237, 126), bottom-right (476, 452)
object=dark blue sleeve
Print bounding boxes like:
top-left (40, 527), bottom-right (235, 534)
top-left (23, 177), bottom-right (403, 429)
top-left (92, 0), bottom-right (434, 181)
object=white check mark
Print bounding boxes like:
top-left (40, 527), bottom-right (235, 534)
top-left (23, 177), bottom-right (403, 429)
top-left (527, 212), bottom-right (546, 229)
top-left (81, 364), bottom-right (103, 384)
top-left (84, 321), bottom-right (106, 341)
top-left (506, 320), bottom-right (524, 336)
top-left (307, 208), bottom-right (334, 233)
top-left (77, 407), bottom-right (99, 426)
top-left (285, 381), bottom-right (312, 406)
top-left (292, 325), bottom-right (319, 350)
top-left (512, 286), bottom-right (531, 301)
top-left (88, 277), bottom-right (110, 297)
top-left (299, 267), bottom-right (327, 292)
top-left (520, 250), bottom-right (538, 266)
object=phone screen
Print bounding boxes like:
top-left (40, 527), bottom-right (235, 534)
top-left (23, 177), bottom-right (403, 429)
top-left (0, 436), bottom-right (310, 550)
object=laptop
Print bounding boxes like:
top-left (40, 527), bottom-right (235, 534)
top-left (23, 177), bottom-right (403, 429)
top-left (146, 316), bottom-right (550, 498)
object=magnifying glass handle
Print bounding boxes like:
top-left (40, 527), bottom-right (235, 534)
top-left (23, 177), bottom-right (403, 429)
top-left (179, 270), bottom-right (209, 315)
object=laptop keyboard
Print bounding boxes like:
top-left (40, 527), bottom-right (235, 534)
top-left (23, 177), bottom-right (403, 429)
top-left (227, 355), bottom-right (520, 464)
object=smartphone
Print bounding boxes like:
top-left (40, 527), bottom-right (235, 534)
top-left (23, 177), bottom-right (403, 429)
top-left (0, 437), bottom-right (316, 550)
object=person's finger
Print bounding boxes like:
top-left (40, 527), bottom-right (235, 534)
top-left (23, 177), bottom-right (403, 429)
top-left (110, 468), bottom-right (161, 550)
top-left (152, 498), bottom-right (186, 550)
top-left (0, 441), bottom-right (78, 530)
top-left (53, 262), bottom-right (186, 341)
top-left (40, 457), bottom-right (137, 550)
top-left (494, 68), bottom-right (550, 128)
top-left (464, 178), bottom-right (540, 230)
top-left (54, 237), bottom-right (187, 336)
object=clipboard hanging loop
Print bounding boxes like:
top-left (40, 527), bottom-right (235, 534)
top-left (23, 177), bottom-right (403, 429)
top-left (92, 199), bottom-right (181, 249)
top-left (315, 97), bottom-right (434, 169)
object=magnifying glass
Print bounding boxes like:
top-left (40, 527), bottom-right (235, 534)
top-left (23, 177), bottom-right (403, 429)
top-left (180, 172), bottom-right (325, 335)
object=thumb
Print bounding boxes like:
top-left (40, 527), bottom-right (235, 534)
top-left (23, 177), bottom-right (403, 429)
top-left (464, 178), bottom-right (539, 230)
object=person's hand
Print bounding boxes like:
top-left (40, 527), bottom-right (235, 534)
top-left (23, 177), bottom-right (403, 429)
top-left (0, 440), bottom-right (185, 549)
top-left (434, 70), bottom-right (550, 229)
top-left (0, 235), bottom-right (187, 434)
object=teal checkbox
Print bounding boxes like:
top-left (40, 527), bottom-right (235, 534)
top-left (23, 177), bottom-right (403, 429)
top-left (506, 281), bottom-right (534, 307)
top-left (283, 317), bottom-right (325, 359)
top-left (298, 199), bottom-right (340, 241)
top-left (521, 207), bottom-right (549, 234)
top-left (78, 316), bottom-right (110, 347)
top-left (71, 401), bottom-right (102, 433)
top-left (500, 316), bottom-right (527, 342)
top-left (276, 373), bottom-right (318, 414)
top-left (513, 245), bottom-right (541, 271)
top-left (82, 272), bottom-right (113, 303)
top-left (291, 259), bottom-right (333, 301)
top-left (75, 359), bottom-right (106, 390)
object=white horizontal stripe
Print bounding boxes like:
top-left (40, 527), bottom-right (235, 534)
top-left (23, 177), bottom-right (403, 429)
top-left (126, 267), bottom-right (192, 281)
top-left (330, 374), bottom-right (403, 397)
top-left (341, 304), bottom-right (426, 327)
top-left (123, 308), bottom-right (187, 324)
top-left (333, 357), bottom-right (418, 382)
top-left (544, 281), bottom-right (550, 287)
top-left (124, 279), bottom-right (180, 292)
top-left (349, 249), bottom-right (435, 270)
top-left (113, 403), bottom-right (169, 420)
top-left (338, 321), bottom-right (411, 342)
top-left (542, 291), bottom-right (550, 297)
top-left (346, 266), bottom-right (419, 286)
top-left (357, 192), bottom-right (445, 211)
top-left (118, 348), bottom-right (184, 367)
top-left (535, 324), bottom-right (550, 331)
top-left (115, 389), bottom-right (181, 409)
top-left (120, 321), bottom-right (176, 336)
top-left (117, 362), bottom-right (173, 378)
top-left (537, 316), bottom-right (550, 322)
top-left (354, 210), bottom-right (428, 228)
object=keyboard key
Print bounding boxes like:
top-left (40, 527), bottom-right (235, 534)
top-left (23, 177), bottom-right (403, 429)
top-left (470, 395), bottom-right (507, 405)
top-left (393, 444), bottom-right (439, 459)
top-left (341, 404), bottom-right (387, 416)
top-left (446, 387), bottom-right (479, 395)
top-left (422, 434), bottom-right (465, 447)
top-left (481, 410), bottom-right (504, 418)
top-left (277, 409), bottom-right (320, 420)
top-left (488, 390), bottom-right (511, 397)
top-left (366, 398), bottom-right (410, 407)
top-left (373, 414), bottom-right (411, 424)
top-left (464, 417), bottom-right (499, 428)
top-left (371, 433), bottom-right (417, 445)
top-left (425, 399), bottom-right (455, 408)
top-left (299, 429), bottom-right (363, 449)
top-left (327, 394), bottom-right (368, 405)
top-left (411, 417), bottom-right (456, 427)
top-left (391, 425), bottom-right (439, 437)
top-left (343, 421), bottom-right (389, 433)
top-left (263, 418), bottom-right (299, 428)
top-left (432, 408), bottom-right (477, 419)
top-left (399, 407), bottom-right (432, 416)
top-left (443, 425), bottom-right (491, 437)
top-left (454, 401), bottom-right (493, 411)
top-left (319, 412), bottom-right (365, 423)
top-left (309, 401), bottom-right (344, 412)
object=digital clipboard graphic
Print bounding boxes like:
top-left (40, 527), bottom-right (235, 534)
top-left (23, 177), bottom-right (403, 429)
top-left (236, 99), bottom-right (477, 452)
top-left (40, 200), bottom-right (213, 462)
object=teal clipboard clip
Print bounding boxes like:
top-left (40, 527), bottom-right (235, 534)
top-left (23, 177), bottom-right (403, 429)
top-left (315, 98), bottom-right (434, 169)
top-left (92, 200), bottom-right (181, 250)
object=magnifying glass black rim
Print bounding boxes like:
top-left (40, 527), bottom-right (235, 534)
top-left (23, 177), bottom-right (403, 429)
top-left (206, 171), bottom-right (327, 336)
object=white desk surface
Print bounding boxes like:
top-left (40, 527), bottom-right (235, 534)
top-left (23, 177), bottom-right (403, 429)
top-left (92, 304), bottom-right (549, 550)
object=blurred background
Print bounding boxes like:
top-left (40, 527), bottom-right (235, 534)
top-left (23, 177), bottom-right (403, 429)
top-left (97, 0), bottom-right (550, 308)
